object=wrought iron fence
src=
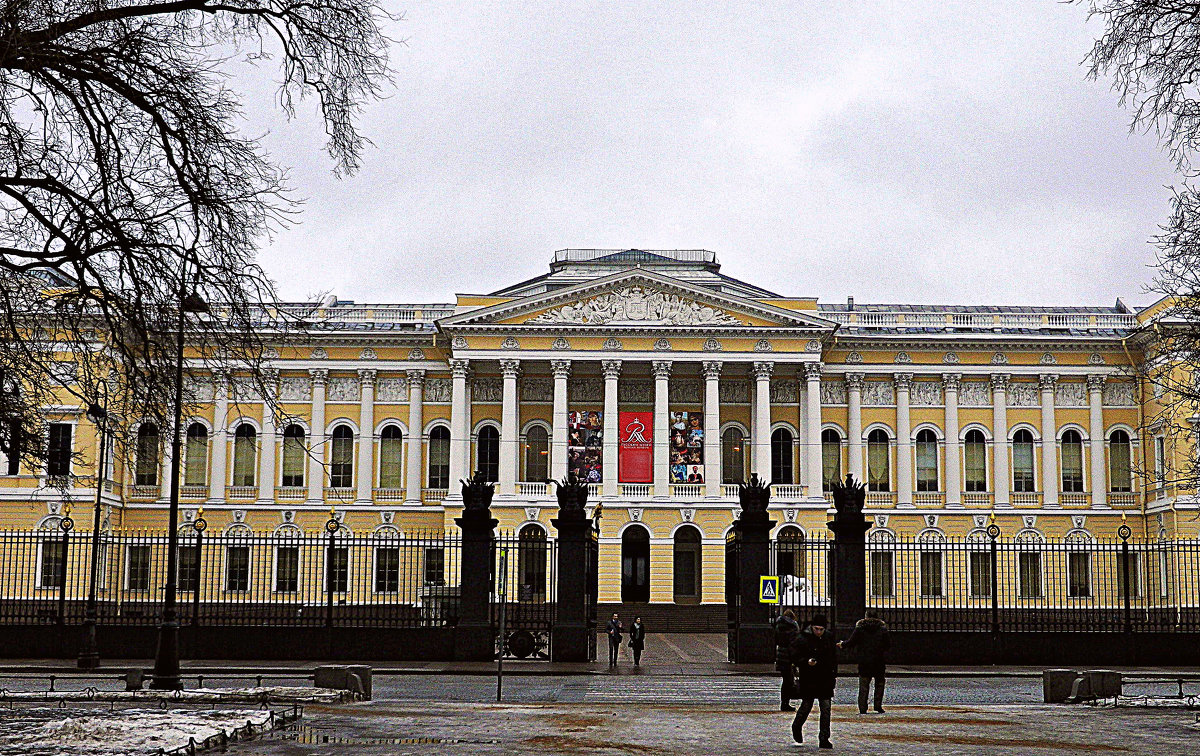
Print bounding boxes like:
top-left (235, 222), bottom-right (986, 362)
top-left (491, 530), bottom-right (558, 659)
top-left (769, 536), bottom-right (834, 618)
top-left (0, 529), bottom-right (461, 628)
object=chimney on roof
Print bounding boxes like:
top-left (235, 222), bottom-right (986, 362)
top-left (847, 296), bottom-right (855, 311)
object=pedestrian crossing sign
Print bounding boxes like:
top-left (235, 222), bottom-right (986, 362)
top-left (759, 575), bottom-right (779, 604)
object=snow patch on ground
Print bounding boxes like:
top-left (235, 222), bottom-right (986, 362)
top-left (0, 686), bottom-right (351, 704)
top-left (0, 708), bottom-right (271, 755)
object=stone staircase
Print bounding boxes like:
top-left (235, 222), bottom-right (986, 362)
top-left (597, 603), bottom-right (727, 633)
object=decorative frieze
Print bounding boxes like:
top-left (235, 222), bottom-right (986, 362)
top-left (425, 377), bottom-right (452, 402)
top-left (943, 352), bottom-right (960, 364)
top-left (653, 338), bottom-right (671, 351)
top-left (819, 381), bottom-right (846, 405)
top-left (862, 381), bottom-right (895, 406)
top-left (473, 377), bottom-right (502, 402)
top-left (771, 380), bottom-right (799, 403)
top-left (327, 376), bottom-right (360, 403)
top-left (1103, 382), bottom-right (1136, 406)
top-left (845, 351), bottom-right (863, 363)
top-left (376, 377), bottom-right (408, 403)
top-left (1055, 381), bottom-right (1086, 407)
top-left (895, 351), bottom-right (912, 364)
top-left (521, 377), bottom-right (553, 402)
top-left (1006, 381), bottom-right (1038, 407)
top-left (569, 378), bottom-right (604, 402)
top-left (805, 340), bottom-right (823, 353)
top-left (719, 381), bottom-right (749, 403)
top-left (552, 337), bottom-right (570, 350)
top-left (408, 347), bottom-right (426, 361)
top-left (279, 376), bottom-right (310, 402)
top-left (452, 336), bottom-right (469, 349)
top-left (230, 376), bottom-right (260, 402)
top-left (183, 376), bottom-right (214, 402)
top-left (602, 337), bottom-right (623, 350)
top-left (910, 381), bottom-right (943, 406)
top-left (668, 380), bottom-right (702, 403)
top-left (525, 285), bottom-right (745, 326)
top-left (310, 347), bottom-right (327, 360)
top-left (754, 339), bottom-right (773, 353)
top-left (991, 352), bottom-right (1008, 365)
top-left (619, 381), bottom-right (653, 403)
top-left (959, 381), bottom-right (989, 406)
top-left (1088, 353), bottom-right (1106, 365)
top-left (501, 336), bottom-right (520, 350)
top-left (359, 348), bottom-right (377, 360)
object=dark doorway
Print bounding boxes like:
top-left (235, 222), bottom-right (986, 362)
top-left (621, 525), bottom-right (650, 602)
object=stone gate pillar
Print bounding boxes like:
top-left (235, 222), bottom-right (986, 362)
top-left (827, 474), bottom-right (870, 641)
top-left (731, 475), bottom-right (775, 663)
top-left (551, 476), bottom-right (595, 662)
top-left (455, 474), bottom-right (497, 661)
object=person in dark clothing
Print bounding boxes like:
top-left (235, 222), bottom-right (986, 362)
top-left (605, 613), bottom-right (623, 667)
top-left (629, 616), bottom-right (646, 666)
top-left (789, 613), bottom-right (837, 749)
top-left (772, 608), bottom-right (801, 711)
top-left (838, 609), bottom-right (890, 714)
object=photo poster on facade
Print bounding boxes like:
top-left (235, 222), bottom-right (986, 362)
top-left (567, 410), bottom-right (603, 483)
top-left (670, 411), bottom-right (704, 484)
top-left (618, 411), bottom-right (653, 483)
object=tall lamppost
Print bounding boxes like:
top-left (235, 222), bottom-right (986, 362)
top-left (151, 283), bottom-right (208, 690)
top-left (77, 390), bottom-right (108, 669)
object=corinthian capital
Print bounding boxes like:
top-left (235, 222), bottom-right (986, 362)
top-left (651, 360), bottom-right (673, 379)
top-left (751, 361), bottom-right (774, 380)
top-left (802, 362), bottom-right (822, 381)
top-left (1087, 374), bottom-right (1106, 393)
top-left (357, 368), bottom-right (378, 386)
top-left (942, 373), bottom-right (961, 392)
top-left (1039, 373), bottom-right (1058, 391)
top-left (308, 368), bottom-right (329, 387)
top-left (500, 359), bottom-right (522, 379)
top-left (893, 372), bottom-right (913, 390)
top-left (845, 372), bottom-right (865, 391)
top-left (405, 369), bottom-right (426, 388)
top-left (550, 359), bottom-right (572, 379)
top-left (449, 359), bottom-right (470, 379)
top-left (990, 373), bottom-right (1010, 391)
top-left (701, 361), bottom-right (722, 380)
top-left (601, 360), bottom-right (622, 380)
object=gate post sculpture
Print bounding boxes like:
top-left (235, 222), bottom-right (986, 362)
top-left (551, 474), bottom-right (596, 662)
top-left (730, 475), bottom-right (776, 663)
top-left (827, 474), bottom-right (870, 640)
top-left (455, 472), bottom-right (499, 661)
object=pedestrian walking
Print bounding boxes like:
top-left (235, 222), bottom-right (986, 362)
top-left (788, 613), bottom-right (837, 749)
top-left (772, 608), bottom-right (800, 711)
top-left (629, 616), bottom-right (646, 667)
top-left (606, 613), bottom-right (623, 667)
top-left (837, 609), bottom-right (890, 714)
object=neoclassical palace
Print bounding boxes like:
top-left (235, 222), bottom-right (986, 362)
top-left (0, 249), bottom-right (1184, 606)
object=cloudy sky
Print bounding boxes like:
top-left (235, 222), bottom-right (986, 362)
top-left (247, 1), bottom-right (1177, 309)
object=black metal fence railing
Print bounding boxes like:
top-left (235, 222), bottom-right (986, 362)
top-left (769, 536), bottom-right (833, 618)
top-left (491, 530), bottom-right (557, 659)
top-left (867, 536), bottom-right (1200, 633)
top-left (0, 529), bottom-right (462, 628)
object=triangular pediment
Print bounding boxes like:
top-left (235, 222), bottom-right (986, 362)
top-left (438, 269), bottom-right (837, 331)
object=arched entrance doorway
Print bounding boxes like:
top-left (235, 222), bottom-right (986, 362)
top-left (622, 525), bottom-right (650, 603)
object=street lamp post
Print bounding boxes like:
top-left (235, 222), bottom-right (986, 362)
top-left (151, 284), bottom-right (208, 690)
top-left (77, 395), bottom-right (108, 669)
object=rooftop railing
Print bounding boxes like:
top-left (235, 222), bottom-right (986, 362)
top-left (823, 310), bottom-right (1140, 332)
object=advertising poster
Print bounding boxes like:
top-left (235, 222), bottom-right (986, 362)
top-left (618, 411), bottom-right (653, 483)
top-left (567, 410), bottom-right (603, 483)
top-left (670, 411), bottom-right (704, 484)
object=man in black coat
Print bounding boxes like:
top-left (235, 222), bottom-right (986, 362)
top-left (772, 609), bottom-right (800, 711)
top-left (788, 613), bottom-right (837, 748)
top-left (838, 609), bottom-right (890, 714)
top-left (605, 613), bottom-right (623, 667)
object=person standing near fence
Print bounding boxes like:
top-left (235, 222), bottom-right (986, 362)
top-left (837, 609), bottom-right (890, 714)
top-left (772, 608), bottom-right (800, 711)
top-left (789, 613), bottom-right (837, 749)
top-left (629, 616), bottom-right (646, 666)
top-left (606, 613), bottom-right (623, 668)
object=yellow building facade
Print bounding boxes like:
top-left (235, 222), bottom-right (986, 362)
top-left (1, 249), bottom-right (1184, 608)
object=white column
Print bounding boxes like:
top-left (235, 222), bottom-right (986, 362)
top-left (257, 370), bottom-right (279, 504)
top-left (1040, 374), bottom-right (1059, 508)
top-left (602, 360), bottom-right (621, 496)
top-left (752, 361), bottom-right (774, 480)
top-left (992, 374), bottom-right (1010, 507)
top-left (404, 370), bottom-right (425, 505)
top-left (797, 378), bottom-right (808, 487)
top-left (703, 361), bottom-right (722, 497)
top-left (550, 359), bottom-right (571, 482)
top-left (1088, 375), bottom-right (1108, 508)
top-left (846, 373), bottom-right (864, 483)
top-left (447, 359), bottom-right (470, 494)
top-left (208, 370), bottom-right (230, 503)
top-left (356, 369), bottom-right (376, 504)
top-left (803, 363), bottom-right (822, 497)
top-left (895, 373), bottom-right (913, 507)
top-left (499, 359), bottom-right (521, 496)
top-left (943, 373), bottom-right (962, 508)
top-left (652, 360), bottom-right (672, 496)
top-left (306, 369), bottom-right (327, 504)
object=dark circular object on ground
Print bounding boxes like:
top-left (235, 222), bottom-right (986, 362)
top-left (508, 629), bottom-right (535, 659)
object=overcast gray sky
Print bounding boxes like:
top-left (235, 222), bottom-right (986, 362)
top-left (248, 1), bottom-right (1177, 309)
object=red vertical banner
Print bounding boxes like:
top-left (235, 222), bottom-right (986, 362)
top-left (618, 411), bottom-right (653, 483)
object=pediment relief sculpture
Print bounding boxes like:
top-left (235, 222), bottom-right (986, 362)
top-left (524, 285), bottom-right (745, 326)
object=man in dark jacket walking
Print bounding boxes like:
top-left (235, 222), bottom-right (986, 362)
top-left (772, 609), bottom-right (800, 711)
top-left (605, 613), bottom-right (623, 667)
top-left (838, 609), bottom-right (890, 714)
top-left (788, 613), bottom-right (837, 749)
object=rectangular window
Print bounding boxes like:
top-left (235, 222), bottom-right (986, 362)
top-left (428, 434), bottom-right (450, 489)
top-left (1110, 441), bottom-right (1132, 492)
top-left (920, 551), bottom-right (943, 597)
top-left (869, 551), bottom-right (893, 597)
top-left (1117, 552), bottom-right (1141, 598)
top-left (1067, 552), bottom-right (1090, 598)
top-left (867, 441), bottom-right (890, 492)
top-left (1062, 443), bottom-right (1084, 492)
top-left (326, 546), bottom-right (349, 593)
top-left (969, 551), bottom-right (992, 597)
top-left (184, 434), bottom-right (208, 487)
top-left (1018, 552), bottom-right (1043, 598)
top-left (1154, 437), bottom-right (1166, 486)
top-left (964, 442), bottom-right (987, 492)
top-left (178, 545), bottom-right (199, 593)
top-left (424, 548), bottom-right (445, 586)
top-left (1013, 443), bottom-right (1035, 492)
top-left (821, 441), bottom-right (841, 492)
top-left (47, 423), bottom-right (72, 478)
top-left (225, 546), bottom-right (250, 592)
top-left (39, 539), bottom-right (65, 588)
top-left (916, 441), bottom-right (938, 492)
top-left (375, 547), bottom-right (400, 593)
top-left (127, 545), bottom-right (152, 591)
top-left (4, 420), bottom-right (20, 475)
top-left (275, 546), bottom-right (299, 593)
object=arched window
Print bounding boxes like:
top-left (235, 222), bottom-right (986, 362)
top-left (771, 428), bottom-right (794, 484)
top-left (621, 525), bottom-right (651, 603)
top-left (915, 429), bottom-right (939, 492)
top-left (1109, 430), bottom-right (1132, 492)
top-left (135, 423), bottom-right (159, 486)
top-left (281, 424), bottom-right (305, 487)
top-left (517, 523), bottom-right (548, 601)
top-left (379, 425), bottom-right (404, 488)
top-left (523, 425), bottom-right (549, 482)
top-left (428, 425), bottom-right (450, 489)
top-left (476, 425), bottom-right (500, 483)
top-left (776, 525), bottom-right (806, 579)
top-left (867, 429), bottom-right (890, 492)
top-left (1061, 429), bottom-right (1084, 492)
top-left (231, 424), bottom-right (257, 487)
top-left (330, 425), bottom-right (354, 488)
top-left (821, 429), bottom-right (842, 491)
top-left (722, 427), bottom-right (746, 484)
top-left (964, 429), bottom-right (987, 492)
top-left (1013, 429), bottom-right (1035, 492)
top-left (184, 423), bottom-right (208, 487)
top-left (673, 525), bottom-right (702, 603)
